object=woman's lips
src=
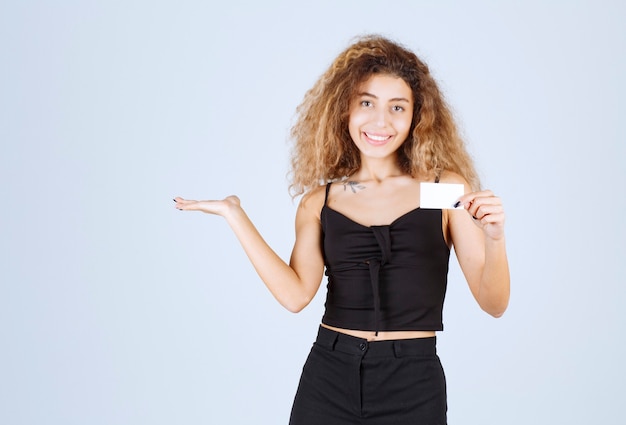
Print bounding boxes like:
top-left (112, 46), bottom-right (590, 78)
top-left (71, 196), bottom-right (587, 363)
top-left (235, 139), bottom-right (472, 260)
top-left (364, 132), bottom-right (392, 145)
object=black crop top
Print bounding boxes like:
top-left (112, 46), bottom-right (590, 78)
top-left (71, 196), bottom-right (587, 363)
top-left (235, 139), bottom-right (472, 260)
top-left (321, 183), bottom-right (451, 333)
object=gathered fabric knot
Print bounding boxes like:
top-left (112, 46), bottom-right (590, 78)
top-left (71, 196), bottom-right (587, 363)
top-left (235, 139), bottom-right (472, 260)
top-left (367, 226), bottom-right (392, 335)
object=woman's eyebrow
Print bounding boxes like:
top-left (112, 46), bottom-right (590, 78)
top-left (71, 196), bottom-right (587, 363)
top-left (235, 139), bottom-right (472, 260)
top-left (357, 92), bottom-right (410, 103)
top-left (356, 91), bottom-right (377, 98)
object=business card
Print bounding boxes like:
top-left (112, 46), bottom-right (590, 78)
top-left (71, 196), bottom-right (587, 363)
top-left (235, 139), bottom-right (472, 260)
top-left (420, 182), bottom-right (465, 209)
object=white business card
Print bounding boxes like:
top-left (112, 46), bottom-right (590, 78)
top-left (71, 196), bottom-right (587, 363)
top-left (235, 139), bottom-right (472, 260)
top-left (420, 182), bottom-right (465, 209)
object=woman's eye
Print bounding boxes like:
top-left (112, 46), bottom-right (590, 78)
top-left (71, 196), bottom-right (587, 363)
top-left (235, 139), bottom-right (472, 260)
top-left (392, 105), bottom-right (404, 112)
top-left (360, 100), bottom-right (372, 107)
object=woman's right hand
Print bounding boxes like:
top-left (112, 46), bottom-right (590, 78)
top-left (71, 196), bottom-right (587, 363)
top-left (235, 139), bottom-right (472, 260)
top-left (173, 195), bottom-right (241, 217)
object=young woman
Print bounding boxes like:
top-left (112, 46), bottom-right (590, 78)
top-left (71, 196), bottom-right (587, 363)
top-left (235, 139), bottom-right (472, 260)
top-left (174, 35), bottom-right (509, 425)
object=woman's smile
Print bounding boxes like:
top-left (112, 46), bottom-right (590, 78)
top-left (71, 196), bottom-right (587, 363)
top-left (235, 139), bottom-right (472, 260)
top-left (363, 132), bottom-right (393, 145)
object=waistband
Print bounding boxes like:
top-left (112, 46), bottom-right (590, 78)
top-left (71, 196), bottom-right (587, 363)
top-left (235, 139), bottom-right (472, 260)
top-left (314, 325), bottom-right (437, 358)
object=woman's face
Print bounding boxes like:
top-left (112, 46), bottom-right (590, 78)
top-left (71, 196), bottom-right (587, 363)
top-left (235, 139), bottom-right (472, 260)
top-left (348, 74), bottom-right (414, 161)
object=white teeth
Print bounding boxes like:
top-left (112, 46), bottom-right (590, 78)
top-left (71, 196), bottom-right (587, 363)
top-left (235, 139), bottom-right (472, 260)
top-left (365, 133), bottom-right (390, 141)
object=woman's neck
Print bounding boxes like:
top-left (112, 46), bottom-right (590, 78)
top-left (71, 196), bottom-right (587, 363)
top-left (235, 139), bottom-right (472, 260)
top-left (353, 155), bottom-right (404, 183)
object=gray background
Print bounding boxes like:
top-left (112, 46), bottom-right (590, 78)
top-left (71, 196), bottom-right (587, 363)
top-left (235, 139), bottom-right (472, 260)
top-left (1, 0), bottom-right (625, 424)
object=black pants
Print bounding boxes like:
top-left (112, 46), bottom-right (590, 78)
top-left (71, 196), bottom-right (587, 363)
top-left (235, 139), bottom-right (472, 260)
top-left (289, 326), bottom-right (447, 425)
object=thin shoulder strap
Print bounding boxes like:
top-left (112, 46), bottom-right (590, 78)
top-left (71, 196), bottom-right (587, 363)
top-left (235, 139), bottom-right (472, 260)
top-left (324, 182), bottom-right (332, 205)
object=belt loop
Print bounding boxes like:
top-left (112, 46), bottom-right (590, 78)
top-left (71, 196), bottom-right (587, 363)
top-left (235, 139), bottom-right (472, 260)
top-left (318, 326), bottom-right (339, 351)
top-left (393, 341), bottom-right (403, 358)
top-left (330, 332), bottom-right (339, 351)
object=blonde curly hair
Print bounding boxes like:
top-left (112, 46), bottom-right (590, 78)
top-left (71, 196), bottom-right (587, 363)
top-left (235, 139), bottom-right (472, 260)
top-left (289, 35), bottom-right (480, 196)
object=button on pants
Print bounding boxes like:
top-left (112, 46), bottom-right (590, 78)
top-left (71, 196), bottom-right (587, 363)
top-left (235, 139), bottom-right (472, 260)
top-left (289, 326), bottom-right (447, 424)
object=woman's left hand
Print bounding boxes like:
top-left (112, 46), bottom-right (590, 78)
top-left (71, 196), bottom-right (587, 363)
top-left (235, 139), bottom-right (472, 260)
top-left (457, 190), bottom-right (505, 241)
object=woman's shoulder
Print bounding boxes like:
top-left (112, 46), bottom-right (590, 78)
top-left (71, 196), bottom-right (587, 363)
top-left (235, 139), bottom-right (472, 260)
top-left (297, 184), bottom-right (328, 219)
top-left (437, 170), bottom-right (470, 187)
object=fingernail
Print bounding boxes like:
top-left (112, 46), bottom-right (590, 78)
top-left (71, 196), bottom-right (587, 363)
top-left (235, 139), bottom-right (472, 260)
top-left (453, 201), bottom-right (461, 208)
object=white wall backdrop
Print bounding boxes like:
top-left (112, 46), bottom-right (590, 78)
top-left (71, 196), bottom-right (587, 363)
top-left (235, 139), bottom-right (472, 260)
top-left (1, 1), bottom-right (625, 424)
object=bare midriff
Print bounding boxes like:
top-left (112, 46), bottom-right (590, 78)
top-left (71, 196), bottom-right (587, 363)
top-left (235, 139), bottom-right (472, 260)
top-left (321, 323), bottom-right (436, 342)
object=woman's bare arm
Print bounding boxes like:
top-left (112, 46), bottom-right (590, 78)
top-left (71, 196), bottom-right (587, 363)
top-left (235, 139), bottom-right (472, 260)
top-left (174, 189), bottom-right (325, 313)
top-left (444, 175), bottom-right (510, 317)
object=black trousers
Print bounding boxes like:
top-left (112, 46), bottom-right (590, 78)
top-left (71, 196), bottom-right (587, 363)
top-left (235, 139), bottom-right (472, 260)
top-left (289, 326), bottom-right (447, 425)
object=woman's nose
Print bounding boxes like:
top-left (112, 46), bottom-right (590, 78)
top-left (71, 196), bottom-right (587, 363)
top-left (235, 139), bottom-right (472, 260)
top-left (374, 108), bottom-right (389, 127)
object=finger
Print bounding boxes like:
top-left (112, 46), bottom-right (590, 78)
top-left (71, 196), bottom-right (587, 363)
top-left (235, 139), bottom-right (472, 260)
top-left (470, 206), bottom-right (504, 223)
top-left (173, 196), bottom-right (191, 204)
top-left (480, 212), bottom-right (505, 224)
top-left (464, 197), bottom-right (503, 218)
top-left (467, 196), bottom-right (502, 211)
top-left (470, 203), bottom-right (504, 218)
top-left (173, 197), bottom-right (200, 210)
top-left (177, 201), bottom-right (204, 211)
top-left (467, 199), bottom-right (504, 215)
top-left (456, 190), bottom-right (494, 206)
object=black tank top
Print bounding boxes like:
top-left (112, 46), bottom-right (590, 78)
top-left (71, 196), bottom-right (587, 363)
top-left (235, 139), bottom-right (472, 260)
top-left (321, 182), bottom-right (451, 333)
